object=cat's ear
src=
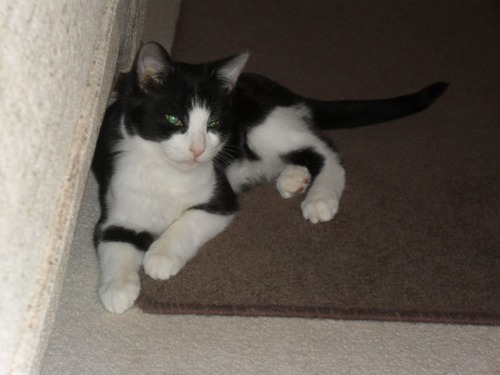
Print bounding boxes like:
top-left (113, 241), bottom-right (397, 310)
top-left (136, 42), bottom-right (172, 90)
top-left (216, 52), bottom-right (250, 91)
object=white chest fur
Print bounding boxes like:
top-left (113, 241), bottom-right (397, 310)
top-left (106, 134), bottom-right (215, 234)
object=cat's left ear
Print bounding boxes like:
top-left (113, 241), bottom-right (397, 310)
top-left (136, 42), bottom-right (173, 91)
top-left (216, 52), bottom-right (250, 91)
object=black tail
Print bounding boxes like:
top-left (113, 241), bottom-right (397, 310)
top-left (306, 82), bottom-right (448, 130)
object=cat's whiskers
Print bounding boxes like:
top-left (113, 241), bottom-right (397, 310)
top-left (213, 149), bottom-right (237, 173)
top-left (217, 147), bottom-right (238, 160)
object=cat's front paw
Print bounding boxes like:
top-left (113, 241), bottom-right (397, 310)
top-left (143, 246), bottom-right (184, 280)
top-left (301, 192), bottom-right (339, 224)
top-left (99, 273), bottom-right (140, 314)
top-left (276, 165), bottom-right (311, 198)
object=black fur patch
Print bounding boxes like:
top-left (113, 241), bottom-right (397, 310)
top-left (101, 226), bottom-right (155, 252)
top-left (281, 148), bottom-right (325, 178)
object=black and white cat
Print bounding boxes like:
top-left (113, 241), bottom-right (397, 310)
top-left (92, 42), bottom-right (447, 313)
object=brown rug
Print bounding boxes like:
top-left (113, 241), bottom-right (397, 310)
top-left (136, 0), bottom-right (500, 325)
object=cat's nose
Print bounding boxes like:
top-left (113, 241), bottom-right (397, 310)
top-left (190, 146), bottom-right (205, 158)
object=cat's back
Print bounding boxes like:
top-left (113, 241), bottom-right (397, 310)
top-left (235, 73), bottom-right (300, 105)
top-left (232, 73), bottom-right (304, 126)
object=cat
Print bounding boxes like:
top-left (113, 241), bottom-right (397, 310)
top-left (92, 41), bottom-right (447, 313)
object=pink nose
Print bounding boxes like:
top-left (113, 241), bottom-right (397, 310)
top-left (190, 146), bottom-right (205, 158)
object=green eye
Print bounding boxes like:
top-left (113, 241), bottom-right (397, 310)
top-left (208, 119), bottom-right (221, 128)
top-left (166, 114), bottom-right (182, 126)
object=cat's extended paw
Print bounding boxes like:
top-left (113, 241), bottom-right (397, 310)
top-left (99, 273), bottom-right (140, 314)
top-left (301, 193), bottom-right (339, 224)
top-left (277, 165), bottom-right (311, 198)
top-left (143, 247), bottom-right (184, 280)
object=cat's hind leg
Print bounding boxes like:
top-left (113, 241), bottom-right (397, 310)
top-left (281, 145), bottom-right (345, 223)
top-left (226, 158), bottom-right (284, 193)
top-left (276, 165), bottom-right (311, 198)
top-left (299, 148), bottom-right (345, 223)
top-left (236, 104), bottom-right (345, 223)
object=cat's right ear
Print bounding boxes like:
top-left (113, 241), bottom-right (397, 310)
top-left (135, 42), bottom-right (173, 91)
top-left (216, 52), bottom-right (250, 91)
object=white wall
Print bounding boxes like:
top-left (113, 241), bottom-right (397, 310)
top-left (0, 1), bottom-right (145, 373)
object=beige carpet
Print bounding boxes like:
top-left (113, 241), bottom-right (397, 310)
top-left (41, 1), bottom-right (500, 373)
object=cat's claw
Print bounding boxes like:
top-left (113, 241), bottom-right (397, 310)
top-left (277, 165), bottom-right (311, 198)
top-left (301, 193), bottom-right (339, 224)
top-left (143, 249), bottom-right (184, 280)
top-left (99, 274), bottom-right (140, 314)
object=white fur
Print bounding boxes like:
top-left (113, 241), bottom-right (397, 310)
top-left (107, 132), bottom-right (214, 232)
top-left (277, 165), bottom-right (311, 198)
top-left (98, 113), bottom-right (234, 313)
top-left (227, 104), bottom-right (345, 223)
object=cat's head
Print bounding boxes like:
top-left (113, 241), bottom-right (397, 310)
top-left (122, 42), bottom-right (249, 170)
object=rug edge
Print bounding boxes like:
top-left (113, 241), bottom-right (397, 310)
top-left (136, 296), bottom-right (500, 326)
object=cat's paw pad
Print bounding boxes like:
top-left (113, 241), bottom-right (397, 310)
top-left (277, 165), bottom-right (311, 198)
top-left (99, 274), bottom-right (140, 314)
top-left (301, 193), bottom-right (339, 224)
top-left (143, 249), bottom-right (184, 280)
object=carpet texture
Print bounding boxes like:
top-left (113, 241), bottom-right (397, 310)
top-left (137, 0), bottom-right (499, 325)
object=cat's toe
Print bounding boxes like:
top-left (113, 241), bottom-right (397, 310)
top-left (277, 165), bottom-right (311, 199)
top-left (143, 250), bottom-right (184, 280)
top-left (301, 194), bottom-right (339, 223)
top-left (99, 275), bottom-right (140, 314)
